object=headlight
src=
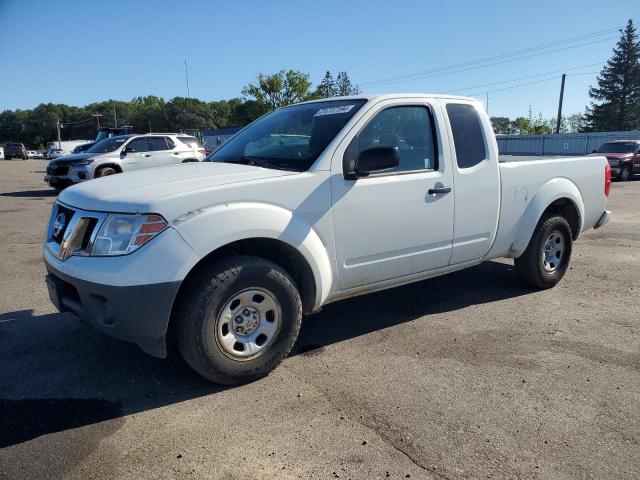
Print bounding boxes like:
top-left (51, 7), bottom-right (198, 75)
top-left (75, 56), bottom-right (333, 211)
top-left (92, 214), bottom-right (168, 256)
top-left (73, 159), bottom-right (94, 166)
top-left (607, 158), bottom-right (620, 167)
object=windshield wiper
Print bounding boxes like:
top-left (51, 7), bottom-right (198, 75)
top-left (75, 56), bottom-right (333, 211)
top-left (224, 156), bottom-right (301, 172)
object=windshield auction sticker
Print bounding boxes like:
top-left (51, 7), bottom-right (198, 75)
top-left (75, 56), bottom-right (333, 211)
top-left (314, 105), bottom-right (355, 117)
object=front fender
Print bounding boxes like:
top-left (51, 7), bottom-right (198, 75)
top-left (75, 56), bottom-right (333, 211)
top-left (173, 202), bottom-right (334, 309)
top-left (510, 177), bottom-right (584, 257)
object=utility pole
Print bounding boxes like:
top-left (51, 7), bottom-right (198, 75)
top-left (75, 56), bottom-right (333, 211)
top-left (555, 74), bottom-right (566, 134)
top-left (148, 119), bottom-right (152, 133)
top-left (112, 103), bottom-right (118, 128)
top-left (185, 59), bottom-right (190, 129)
top-left (184, 60), bottom-right (190, 99)
top-left (56, 120), bottom-right (62, 149)
top-left (91, 113), bottom-right (103, 128)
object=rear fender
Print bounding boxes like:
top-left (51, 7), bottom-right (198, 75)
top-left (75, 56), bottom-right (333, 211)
top-left (510, 177), bottom-right (584, 257)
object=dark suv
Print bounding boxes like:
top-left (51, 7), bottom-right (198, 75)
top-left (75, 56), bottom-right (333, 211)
top-left (590, 140), bottom-right (640, 181)
top-left (3, 142), bottom-right (27, 160)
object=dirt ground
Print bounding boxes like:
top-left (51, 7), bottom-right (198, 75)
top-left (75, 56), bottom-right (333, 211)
top-left (0, 160), bottom-right (638, 480)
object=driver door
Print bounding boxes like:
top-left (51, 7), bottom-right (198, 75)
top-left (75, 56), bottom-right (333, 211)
top-left (330, 100), bottom-right (455, 290)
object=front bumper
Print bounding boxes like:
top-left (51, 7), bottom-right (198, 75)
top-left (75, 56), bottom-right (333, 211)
top-left (45, 262), bottom-right (180, 357)
top-left (45, 164), bottom-right (93, 188)
top-left (43, 206), bottom-right (200, 357)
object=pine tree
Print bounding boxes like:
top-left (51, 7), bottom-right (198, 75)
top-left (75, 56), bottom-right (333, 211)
top-left (583, 19), bottom-right (640, 132)
top-left (336, 72), bottom-right (361, 96)
top-left (317, 71), bottom-right (337, 98)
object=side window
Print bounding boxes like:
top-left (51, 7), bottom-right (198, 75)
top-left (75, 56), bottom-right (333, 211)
top-left (446, 103), bottom-right (487, 169)
top-left (355, 105), bottom-right (436, 173)
top-left (126, 138), bottom-right (150, 152)
top-left (148, 137), bottom-right (169, 151)
top-left (165, 137), bottom-right (175, 149)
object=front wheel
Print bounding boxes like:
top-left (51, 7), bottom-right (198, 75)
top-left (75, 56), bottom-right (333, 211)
top-left (514, 214), bottom-right (572, 289)
top-left (175, 256), bottom-right (302, 385)
top-left (95, 166), bottom-right (118, 177)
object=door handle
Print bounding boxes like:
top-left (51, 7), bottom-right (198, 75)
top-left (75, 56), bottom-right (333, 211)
top-left (174, 152), bottom-right (180, 155)
top-left (428, 186), bottom-right (452, 195)
top-left (144, 154), bottom-right (152, 157)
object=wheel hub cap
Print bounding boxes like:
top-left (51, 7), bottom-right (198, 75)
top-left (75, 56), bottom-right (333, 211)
top-left (542, 230), bottom-right (565, 272)
top-left (215, 288), bottom-right (282, 360)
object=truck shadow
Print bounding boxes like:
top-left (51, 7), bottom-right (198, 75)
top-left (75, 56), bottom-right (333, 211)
top-left (0, 189), bottom-right (58, 198)
top-left (0, 260), bottom-right (531, 448)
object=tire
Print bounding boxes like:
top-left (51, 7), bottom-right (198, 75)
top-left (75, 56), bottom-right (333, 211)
top-left (175, 255), bottom-right (303, 385)
top-left (181, 158), bottom-right (198, 163)
top-left (619, 165), bottom-right (631, 182)
top-left (95, 166), bottom-right (118, 177)
top-left (514, 213), bottom-right (572, 289)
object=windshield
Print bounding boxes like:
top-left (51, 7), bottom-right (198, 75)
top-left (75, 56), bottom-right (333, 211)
top-left (207, 99), bottom-right (367, 171)
top-left (597, 142), bottom-right (635, 153)
top-left (86, 136), bottom-right (128, 154)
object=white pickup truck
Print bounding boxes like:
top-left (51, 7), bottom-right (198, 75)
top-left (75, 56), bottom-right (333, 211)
top-left (43, 94), bottom-right (612, 384)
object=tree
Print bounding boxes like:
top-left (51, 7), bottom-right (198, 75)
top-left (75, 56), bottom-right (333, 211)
top-left (335, 72), bottom-right (361, 96)
top-left (242, 70), bottom-right (313, 113)
top-left (583, 19), bottom-right (640, 132)
top-left (316, 71), bottom-right (337, 98)
top-left (510, 107), bottom-right (551, 135)
top-left (490, 116), bottom-right (513, 134)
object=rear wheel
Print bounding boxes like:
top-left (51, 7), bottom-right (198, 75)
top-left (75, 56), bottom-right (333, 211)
top-left (175, 256), bottom-right (302, 385)
top-left (95, 166), bottom-right (117, 177)
top-left (619, 165), bottom-right (631, 182)
top-left (514, 214), bottom-right (572, 289)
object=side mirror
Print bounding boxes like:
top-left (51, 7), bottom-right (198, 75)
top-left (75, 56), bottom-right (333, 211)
top-left (123, 146), bottom-right (135, 154)
top-left (345, 146), bottom-right (400, 180)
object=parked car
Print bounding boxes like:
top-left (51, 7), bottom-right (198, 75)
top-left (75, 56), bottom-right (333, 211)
top-left (589, 140), bottom-right (640, 181)
top-left (45, 148), bottom-right (65, 160)
top-left (46, 140), bottom-right (92, 157)
top-left (72, 142), bottom-right (95, 154)
top-left (3, 142), bottom-right (27, 160)
top-left (43, 94), bottom-right (611, 384)
top-left (44, 133), bottom-right (206, 190)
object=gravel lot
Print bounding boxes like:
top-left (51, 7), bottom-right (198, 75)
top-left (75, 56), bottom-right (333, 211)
top-left (0, 160), bottom-right (638, 480)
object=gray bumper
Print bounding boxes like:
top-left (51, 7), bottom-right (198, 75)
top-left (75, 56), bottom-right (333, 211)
top-left (593, 210), bottom-right (612, 230)
top-left (45, 261), bottom-right (180, 357)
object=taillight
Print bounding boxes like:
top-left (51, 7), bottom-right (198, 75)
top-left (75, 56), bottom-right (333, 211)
top-left (198, 148), bottom-right (206, 155)
top-left (604, 162), bottom-right (611, 197)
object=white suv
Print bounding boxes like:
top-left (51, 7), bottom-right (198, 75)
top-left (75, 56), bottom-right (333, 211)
top-left (44, 133), bottom-right (206, 189)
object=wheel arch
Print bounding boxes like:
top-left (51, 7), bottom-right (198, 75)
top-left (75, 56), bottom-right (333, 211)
top-left (510, 178), bottom-right (584, 257)
top-left (95, 162), bottom-right (123, 174)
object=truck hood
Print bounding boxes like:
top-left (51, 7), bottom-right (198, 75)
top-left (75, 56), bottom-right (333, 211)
top-left (49, 153), bottom-right (95, 164)
top-left (58, 162), bottom-right (298, 217)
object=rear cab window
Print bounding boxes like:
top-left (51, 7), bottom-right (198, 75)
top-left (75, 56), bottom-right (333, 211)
top-left (446, 103), bottom-right (487, 169)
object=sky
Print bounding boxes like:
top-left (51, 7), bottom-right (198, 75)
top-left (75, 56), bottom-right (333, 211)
top-left (0, 0), bottom-right (639, 120)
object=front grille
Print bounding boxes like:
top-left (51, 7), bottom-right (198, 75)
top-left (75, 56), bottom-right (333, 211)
top-left (47, 165), bottom-right (70, 176)
top-left (52, 205), bottom-right (75, 244)
top-left (47, 202), bottom-right (104, 260)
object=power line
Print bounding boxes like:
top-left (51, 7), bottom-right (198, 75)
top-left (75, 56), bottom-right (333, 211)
top-left (362, 36), bottom-right (616, 89)
top-left (465, 70), bottom-right (600, 97)
top-left (445, 62), bottom-right (604, 94)
top-left (360, 27), bottom-right (619, 88)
